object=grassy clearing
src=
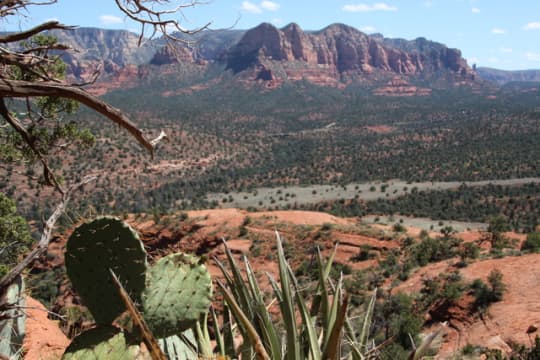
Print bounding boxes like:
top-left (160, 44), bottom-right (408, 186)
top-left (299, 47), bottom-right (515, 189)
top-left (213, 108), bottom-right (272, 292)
top-left (207, 178), bottom-right (540, 210)
top-left (361, 215), bottom-right (488, 232)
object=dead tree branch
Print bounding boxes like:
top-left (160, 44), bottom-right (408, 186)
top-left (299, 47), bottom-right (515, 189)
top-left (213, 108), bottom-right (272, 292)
top-left (0, 175), bottom-right (97, 291)
top-left (0, 21), bottom-right (75, 43)
top-left (114, 0), bottom-right (212, 43)
top-left (0, 79), bottom-right (162, 154)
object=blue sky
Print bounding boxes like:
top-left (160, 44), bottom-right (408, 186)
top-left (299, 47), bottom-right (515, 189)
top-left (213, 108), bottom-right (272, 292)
top-left (3, 0), bottom-right (540, 70)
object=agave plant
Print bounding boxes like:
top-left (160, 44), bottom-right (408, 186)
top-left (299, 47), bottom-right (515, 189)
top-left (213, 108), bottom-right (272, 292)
top-left (214, 232), bottom-right (444, 360)
top-left (213, 232), bottom-right (371, 360)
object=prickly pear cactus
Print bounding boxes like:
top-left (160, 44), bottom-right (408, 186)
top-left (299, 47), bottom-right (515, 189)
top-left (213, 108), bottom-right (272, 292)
top-left (65, 217), bottom-right (147, 324)
top-left (0, 275), bottom-right (25, 359)
top-left (62, 326), bottom-right (148, 360)
top-left (142, 253), bottom-right (212, 338)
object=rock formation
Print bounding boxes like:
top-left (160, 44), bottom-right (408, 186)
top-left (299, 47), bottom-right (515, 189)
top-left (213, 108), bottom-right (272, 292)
top-left (43, 23), bottom-right (476, 90)
top-left (225, 22), bottom-right (473, 84)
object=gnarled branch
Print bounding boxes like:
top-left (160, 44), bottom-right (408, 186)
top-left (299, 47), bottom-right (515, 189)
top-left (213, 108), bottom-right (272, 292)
top-left (0, 21), bottom-right (75, 43)
top-left (0, 79), bottom-right (159, 154)
top-left (114, 0), bottom-right (212, 44)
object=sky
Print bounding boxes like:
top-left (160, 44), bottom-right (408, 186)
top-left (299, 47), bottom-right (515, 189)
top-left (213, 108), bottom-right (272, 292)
top-left (3, 0), bottom-right (540, 70)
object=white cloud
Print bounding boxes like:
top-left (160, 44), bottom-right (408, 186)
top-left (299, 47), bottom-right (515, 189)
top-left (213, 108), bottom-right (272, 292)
top-left (471, 7), bottom-right (480, 13)
top-left (343, 3), bottom-right (398, 12)
top-left (241, 1), bottom-right (262, 13)
top-left (424, 1), bottom-right (433, 8)
top-left (99, 15), bottom-right (123, 25)
top-left (524, 22), bottom-right (540, 30)
top-left (241, 1), bottom-right (280, 14)
top-left (272, 18), bottom-right (284, 25)
top-left (500, 47), bottom-right (513, 53)
top-left (525, 52), bottom-right (540, 61)
top-left (487, 57), bottom-right (499, 63)
top-left (261, 1), bottom-right (280, 11)
top-left (360, 26), bottom-right (377, 33)
top-left (491, 28), bottom-right (506, 35)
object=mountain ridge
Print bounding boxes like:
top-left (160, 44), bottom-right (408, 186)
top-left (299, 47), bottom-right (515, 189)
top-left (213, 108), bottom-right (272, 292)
top-left (476, 67), bottom-right (540, 84)
top-left (224, 22), bottom-right (473, 85)
top-left (30, 23), bottom-right (538, 88)
top-left (6, 22), bottom-right (540, 85)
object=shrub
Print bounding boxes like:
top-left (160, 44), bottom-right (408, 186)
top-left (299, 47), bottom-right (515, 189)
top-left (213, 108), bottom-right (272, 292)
top-left (487, 269), bottom-right (506, 302)
top-left (377, 293), bottom-right (423, 349)
top-left (0, 193), bottom-right (33, 277)
top-left (392, 222), bottom-right (406, 233)
top-left (411, 235), bottom-right (460, 266)
top-left (471, 269), bottom-right (506, 311)
top-left (461, 343), bottom-right (477, 355)
top-left (522, 231), bottom-right (540, 252)
top-left (442, 278), bottom-right (465, 303)
top-left (460, 242), bottom-right (480, 261)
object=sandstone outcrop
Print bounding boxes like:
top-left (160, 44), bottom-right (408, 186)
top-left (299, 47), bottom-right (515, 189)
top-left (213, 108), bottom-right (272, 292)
top-left (43, 23), bottom-right (476, 91)
top-left (225, 22), bottom-right (473, 85)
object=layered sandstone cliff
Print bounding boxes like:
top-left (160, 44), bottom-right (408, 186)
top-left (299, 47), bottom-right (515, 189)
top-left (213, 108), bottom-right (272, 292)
top-left (225, 22), bottom-right (473, 83)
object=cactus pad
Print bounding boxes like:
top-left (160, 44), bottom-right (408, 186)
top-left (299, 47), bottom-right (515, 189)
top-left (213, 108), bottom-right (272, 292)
top-left (62, 326), bottom-right (147, 360)
top-left (142, 253), bottom-right (212, 338)
top-left (65, 217), bottom-right (147, 324)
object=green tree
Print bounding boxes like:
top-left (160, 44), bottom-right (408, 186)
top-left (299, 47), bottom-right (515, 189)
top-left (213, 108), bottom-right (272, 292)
top-left (377, 293), bottom-right (423, 349)
top-left (487, 269), bottom-right (506, 302)
top-left (0, 193), bottom-right (33, 277)
top-left (522, 231), bottom-right (540, 252)
top-left (459, 242), bottom-right (480, 262)
top-left (488, 216), bottom-right (511, 250)
top-left (471, 269), bottom-right (506, 311)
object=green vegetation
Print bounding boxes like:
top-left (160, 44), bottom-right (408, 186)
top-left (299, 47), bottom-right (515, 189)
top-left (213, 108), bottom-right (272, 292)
top-left (522, 231), bottom-right (540, 252)
top-left (309, 183), bottom-right (540, 232)
top-left (63, 217), bottom-right (212, 359)
top-left (374, 292), bottom-right (423, 351)
top-left (4, 71), bottom-right (540, 221)
top-left (60, 218), bottom-right (446, 359)
top-left (409, 234), bottom-right (462, 267)
top-left (1, 2), bottom-right (539, 358)
top-left (471, 269), bottom-right (507, 311)
top-left (418, 271), bottom-right (466, 317)
top-left (0, 193), bottom-right (33, 277)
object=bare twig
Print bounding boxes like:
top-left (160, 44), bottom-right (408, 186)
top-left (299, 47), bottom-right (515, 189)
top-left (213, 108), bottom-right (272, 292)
top-left (114, 0), bottom-right (212, 42)
top-left (0, 0), bottom-right (57, 18)
top-left (0, 175), bottom-right (97, 291)
top-left (150, 130), bottom-right (167, 147)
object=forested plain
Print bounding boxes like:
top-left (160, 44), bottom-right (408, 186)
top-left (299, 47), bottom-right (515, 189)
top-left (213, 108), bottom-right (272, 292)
top-left (1, 63), bottom-right (539, 226)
